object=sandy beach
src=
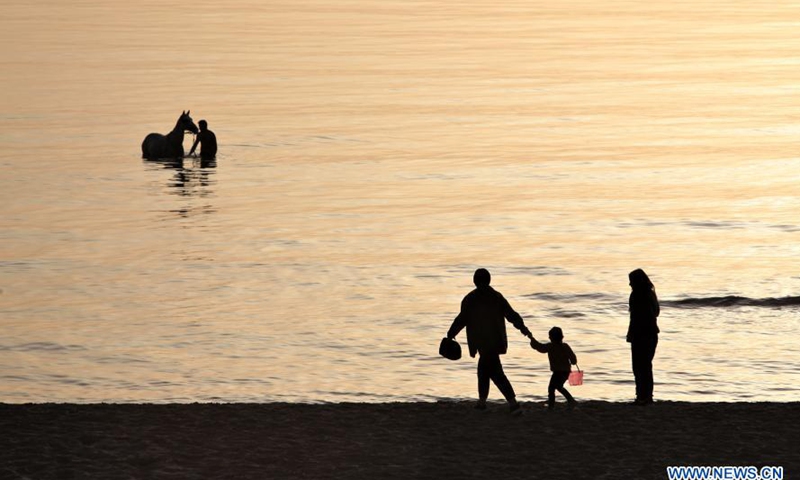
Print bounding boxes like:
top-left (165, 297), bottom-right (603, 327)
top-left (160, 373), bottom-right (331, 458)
top-left (1, 401), bottom-right (798, 479)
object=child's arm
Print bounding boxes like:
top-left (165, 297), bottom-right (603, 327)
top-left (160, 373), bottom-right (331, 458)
top-left (529, 338), bottom-right (549, 353)
top-left (565, 343), bottom-right (577, 365)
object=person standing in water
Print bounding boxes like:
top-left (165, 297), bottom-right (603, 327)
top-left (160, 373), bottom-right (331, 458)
top-left (189, 119), bottom-right (217, 160)
top-left (446, 268), bottom-right (532, 415)
top-left (627, 268), bottom-right (660, 405)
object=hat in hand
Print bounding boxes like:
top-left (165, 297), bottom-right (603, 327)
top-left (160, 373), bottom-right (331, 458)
top-left (439, 337), bottom-right (461, 361)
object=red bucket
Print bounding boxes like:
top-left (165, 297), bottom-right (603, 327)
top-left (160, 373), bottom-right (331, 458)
top-left (568, 367), bottom-right (584, 386)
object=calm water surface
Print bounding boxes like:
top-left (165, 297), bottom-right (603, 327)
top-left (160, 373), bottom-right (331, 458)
top-left (2, 0), bottom-right (800, 403)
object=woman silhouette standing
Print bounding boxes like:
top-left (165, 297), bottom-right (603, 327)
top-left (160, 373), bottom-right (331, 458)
top-left (627, 269), bottom-right (660, 405)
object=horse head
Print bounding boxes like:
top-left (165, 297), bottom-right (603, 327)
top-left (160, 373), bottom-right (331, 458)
top-left (179, 110), bottom-right (199, 134)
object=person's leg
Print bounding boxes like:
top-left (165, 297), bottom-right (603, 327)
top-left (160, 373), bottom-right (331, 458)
top-left (481, 353), bottom-right (520, 414)
top-left (486, 354), bottom-right (517, 404)
top-left (547, 373), bottom-right (558, 408)
top-left (477, 355), bottom-right (491, 406)
top-left (642, 338), bottom-right (658, 402)
top-left (632, 339), bottom-right (657, 403)
top-left (553, 371), bottom-right (575, 404)
top-left (631, 343), bottom-right (644, 401)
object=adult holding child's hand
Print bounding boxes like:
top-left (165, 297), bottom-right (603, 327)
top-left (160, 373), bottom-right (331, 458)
top-left (446, 268), bottom-right (532, 415)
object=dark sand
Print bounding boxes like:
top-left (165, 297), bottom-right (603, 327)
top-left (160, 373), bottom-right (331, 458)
top-left (1, 401), bottom-right (798, 479)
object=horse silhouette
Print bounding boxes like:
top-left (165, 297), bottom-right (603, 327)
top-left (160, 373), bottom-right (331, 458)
top-left (141, 111), bottom-right (199, 160)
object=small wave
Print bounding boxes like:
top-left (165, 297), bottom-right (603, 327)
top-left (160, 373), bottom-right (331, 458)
top-left (684, 220), bottom-right (746, 230)
top-left (549, 309), bottom-right (586, 318)
top-left (663, 296), bottom-right (800, 308)
top-left (0, 342), bottom-right (87, 352)
top-left (523, 292), bottom-right (616, 303)
top-left (443, 265), bottom-right (571, 277)
top-left (503, 266), bottom-right (572, 277)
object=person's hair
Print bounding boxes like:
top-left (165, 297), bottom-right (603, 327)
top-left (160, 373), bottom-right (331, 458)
top-left (629, 268), bottom-right (654, 293)
top-left (199, 120), bottom-right (208, 129)
top-left (473, 268), bottom-right (491, 287)
top-left (549, 326), bottom-right (564, 343)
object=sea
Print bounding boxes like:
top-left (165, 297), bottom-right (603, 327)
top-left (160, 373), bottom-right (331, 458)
top-left (2, 0), bottom-right (799, 403)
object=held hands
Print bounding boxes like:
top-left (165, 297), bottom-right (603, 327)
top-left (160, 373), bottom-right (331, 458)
top-left (522, 328), bottom-right (533, 339)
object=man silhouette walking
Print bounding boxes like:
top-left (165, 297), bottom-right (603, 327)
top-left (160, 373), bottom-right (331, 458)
top-left (447, 268), bottom-right (532, 414)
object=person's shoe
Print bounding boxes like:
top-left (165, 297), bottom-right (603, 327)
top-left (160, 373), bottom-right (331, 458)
top-left (544, 402), bottom-right (554, 410)
top-left (632, 398), bottom-right (650, 406)
top-left (509, 402), bottom-right (523, 416)
top-left (567, 400), bottom-right (577, 410)
top-left (474, 400), bottom-right (487, 411)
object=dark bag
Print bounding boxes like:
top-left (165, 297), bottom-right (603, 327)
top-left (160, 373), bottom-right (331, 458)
top-left (439, 337), bottom-right (461, 360)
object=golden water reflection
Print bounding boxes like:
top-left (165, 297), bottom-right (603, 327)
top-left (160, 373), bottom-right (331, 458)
top-left (1, 0), bottom-right (800, 402)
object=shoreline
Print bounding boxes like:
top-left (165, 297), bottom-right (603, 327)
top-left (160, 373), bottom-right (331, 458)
top-left (2, 401), bottom-right (799, 479)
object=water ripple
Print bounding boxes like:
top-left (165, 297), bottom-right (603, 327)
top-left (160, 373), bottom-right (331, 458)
top-left (664, 295), bottom-right (800, 309)
top-left (0, 342), bottom-right (87, 352)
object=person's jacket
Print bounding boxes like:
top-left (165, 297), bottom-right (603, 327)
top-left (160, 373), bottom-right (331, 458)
top-left (530, 340), bottom-right (577, 372)
top-left (447, 286), bottom-right (530, 357)
top-left (627, 289), bottom-right (660, 342)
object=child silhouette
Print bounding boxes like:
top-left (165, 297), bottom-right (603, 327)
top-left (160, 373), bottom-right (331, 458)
top-left (530, 327), bottom-right (577, 409)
